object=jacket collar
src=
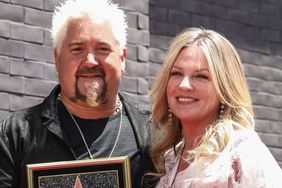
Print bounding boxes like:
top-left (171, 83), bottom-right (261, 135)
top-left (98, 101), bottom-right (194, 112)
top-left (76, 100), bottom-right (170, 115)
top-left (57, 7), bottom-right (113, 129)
top-left (39, 85), bottom-right (152, 150)
top-left (40, 85), bottom-right (63, 138)
top-left (41, 85), bottom-right (61, 120)
top-left (119, 92), bottom-right (152, 150)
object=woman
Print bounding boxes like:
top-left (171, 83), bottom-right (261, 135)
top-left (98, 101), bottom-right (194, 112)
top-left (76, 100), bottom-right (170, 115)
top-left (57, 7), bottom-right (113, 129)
top-left (150, 27), bottom-right (282, 187)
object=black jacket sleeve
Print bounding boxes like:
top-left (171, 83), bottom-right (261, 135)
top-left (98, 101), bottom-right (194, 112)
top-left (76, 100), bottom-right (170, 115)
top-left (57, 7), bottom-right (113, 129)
top-left (0, 118), bottom-right (20, 188)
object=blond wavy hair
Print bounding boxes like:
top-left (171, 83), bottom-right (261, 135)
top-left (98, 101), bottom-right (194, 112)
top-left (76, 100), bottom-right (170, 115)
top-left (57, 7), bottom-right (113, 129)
top-left (150, 27), bottom-right (254, 174)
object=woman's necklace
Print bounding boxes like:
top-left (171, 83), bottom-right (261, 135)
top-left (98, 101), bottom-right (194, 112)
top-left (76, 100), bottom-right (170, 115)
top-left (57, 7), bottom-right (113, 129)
top-left (67, 100), bottom-right (122, 159)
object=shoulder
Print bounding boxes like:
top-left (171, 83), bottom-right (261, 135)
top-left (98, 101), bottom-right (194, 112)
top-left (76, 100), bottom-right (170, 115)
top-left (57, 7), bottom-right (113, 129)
top-left (228, 129), bottom-right (269, 157)
top-left (1, 85), bottom-right (60, 133)
top-left (119, 91), bottom-right (151, 115)
top-left (0, 104), bottom-right (42, 135)
top-left (229, 129), bottom-right (259, 148)
top-left (229, 129), bottom-right (279, 164)
top-left (227, 129), bottom-right (282, 186)
top-left (0, 85), bottom-right (61, 136)
top-left (0, 104), bottom-right (44, 156)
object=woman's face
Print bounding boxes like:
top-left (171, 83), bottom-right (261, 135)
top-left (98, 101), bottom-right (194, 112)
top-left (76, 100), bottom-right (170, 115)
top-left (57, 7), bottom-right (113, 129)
top-left (166, 45), bottom-right (220, 126)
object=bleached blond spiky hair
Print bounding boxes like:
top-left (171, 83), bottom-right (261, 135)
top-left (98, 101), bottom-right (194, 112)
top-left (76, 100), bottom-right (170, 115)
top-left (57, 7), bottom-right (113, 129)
top-left (51, 0), bottom-right (127, 53)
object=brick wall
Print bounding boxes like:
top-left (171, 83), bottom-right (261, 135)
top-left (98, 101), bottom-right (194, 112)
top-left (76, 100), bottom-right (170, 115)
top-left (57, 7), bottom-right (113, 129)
top-left (0, 0), bottom-right (282, 166)
top-left (149, 0), bottom-right (282, 166)
top-left (0, 0), bottom-right (60, 120)
top-left (118, 0), bottom-right (151, 102)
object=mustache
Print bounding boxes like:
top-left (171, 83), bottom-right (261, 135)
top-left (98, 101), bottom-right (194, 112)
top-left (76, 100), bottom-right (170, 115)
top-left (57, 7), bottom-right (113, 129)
top-left (77, 67), bottom-right (105, 76)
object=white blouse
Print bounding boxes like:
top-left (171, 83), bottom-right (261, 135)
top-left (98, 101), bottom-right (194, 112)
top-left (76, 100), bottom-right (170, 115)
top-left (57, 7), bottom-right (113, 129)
top-left (156, 129), bottom-right (282, 188)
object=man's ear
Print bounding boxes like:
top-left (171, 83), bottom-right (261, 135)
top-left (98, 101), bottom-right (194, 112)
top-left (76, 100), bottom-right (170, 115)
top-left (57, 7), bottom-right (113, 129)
top-left (54, 48), bottom-right (59, 72)
top-left (121, 48), bottom-right (126, 72)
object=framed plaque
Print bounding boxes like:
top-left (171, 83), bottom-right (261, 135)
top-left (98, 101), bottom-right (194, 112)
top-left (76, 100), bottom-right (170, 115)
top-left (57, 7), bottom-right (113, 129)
top-left (26, 156), bottom-right (131, 188)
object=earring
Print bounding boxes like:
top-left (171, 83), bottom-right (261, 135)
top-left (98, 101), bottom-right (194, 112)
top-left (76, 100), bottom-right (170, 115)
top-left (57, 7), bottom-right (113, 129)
top-left (219, 103), bottom-right (225, 119)
top-left (168, 108), bottom-right (173, 124)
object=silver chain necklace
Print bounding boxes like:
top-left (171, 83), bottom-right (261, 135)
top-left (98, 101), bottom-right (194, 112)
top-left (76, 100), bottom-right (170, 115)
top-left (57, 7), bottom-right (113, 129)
top-left (67, 100), bottom-right (122, 159)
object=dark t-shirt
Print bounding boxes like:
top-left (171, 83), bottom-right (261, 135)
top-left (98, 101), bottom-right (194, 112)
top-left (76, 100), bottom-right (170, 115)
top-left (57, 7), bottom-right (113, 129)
top-left (57, 100), bottom-right (142, 186)
top-left (58, 100), bottom-right (138, 159)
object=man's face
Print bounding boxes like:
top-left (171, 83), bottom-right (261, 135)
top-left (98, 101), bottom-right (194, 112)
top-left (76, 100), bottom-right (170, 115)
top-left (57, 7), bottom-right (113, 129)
top-left (54, 19), bottom-right (125, 107)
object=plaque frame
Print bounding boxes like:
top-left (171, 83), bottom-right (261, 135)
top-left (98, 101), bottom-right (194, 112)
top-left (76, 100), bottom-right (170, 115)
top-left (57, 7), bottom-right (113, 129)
top-left (26, 156), bottom-right (131, 188)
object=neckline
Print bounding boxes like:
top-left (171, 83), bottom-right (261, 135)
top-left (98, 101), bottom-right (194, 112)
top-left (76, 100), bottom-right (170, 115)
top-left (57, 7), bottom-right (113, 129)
top-left (58, 94), bottom-right (120, 119)
top-left (58, 96), bottom-right (123, 159)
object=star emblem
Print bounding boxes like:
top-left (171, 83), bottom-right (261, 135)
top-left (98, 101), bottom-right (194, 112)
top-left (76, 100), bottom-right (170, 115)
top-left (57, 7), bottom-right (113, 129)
top-left (74, 176), bottom-right (83, 188)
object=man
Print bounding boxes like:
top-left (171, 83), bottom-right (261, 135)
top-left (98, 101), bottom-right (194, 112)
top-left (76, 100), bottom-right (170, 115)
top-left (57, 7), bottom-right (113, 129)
top-left (0, 0), bottom-right (154, 187)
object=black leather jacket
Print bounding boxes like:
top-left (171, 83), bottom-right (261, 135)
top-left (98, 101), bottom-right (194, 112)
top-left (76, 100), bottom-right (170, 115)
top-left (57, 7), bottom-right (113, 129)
top-left (0, 85), bottom-right (154, 188)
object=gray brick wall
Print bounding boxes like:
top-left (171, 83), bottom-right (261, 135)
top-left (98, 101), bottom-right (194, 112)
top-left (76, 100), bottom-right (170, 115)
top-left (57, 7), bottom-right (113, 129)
top-left (149, 0), bottom-right (282, 167)
top-left (120, 0), bottom-right (150, 100)
top-left (0, 0), bottom-right (61, 120)
top-left (0, 0), bottom-right (282, 167)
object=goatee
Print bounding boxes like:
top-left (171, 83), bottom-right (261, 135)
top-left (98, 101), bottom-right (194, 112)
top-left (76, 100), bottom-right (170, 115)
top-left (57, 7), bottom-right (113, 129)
top-left (71, 67), bottom-right (107, 106)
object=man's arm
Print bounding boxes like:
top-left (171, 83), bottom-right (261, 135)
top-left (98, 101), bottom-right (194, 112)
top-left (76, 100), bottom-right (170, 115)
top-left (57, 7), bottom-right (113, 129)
top-left (0, 120), bottom-right (19, 188)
